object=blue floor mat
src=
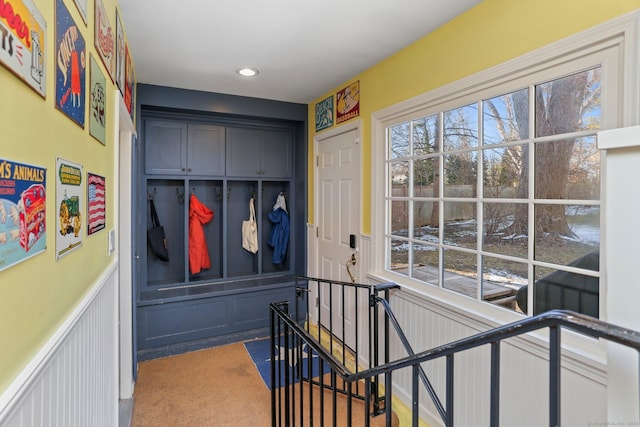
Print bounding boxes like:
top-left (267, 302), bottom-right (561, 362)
top-left (244, 335), bottom-right (330, 390)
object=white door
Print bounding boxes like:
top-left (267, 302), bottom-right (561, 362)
top-left (315, 126), bottom-right (360, 346)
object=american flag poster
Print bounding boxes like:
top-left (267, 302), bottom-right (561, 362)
top-left (87, 172), bottom-right (105, 235)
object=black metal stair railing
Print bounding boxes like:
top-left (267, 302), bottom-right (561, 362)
top-left (270, 276), bottom-right (640, 426)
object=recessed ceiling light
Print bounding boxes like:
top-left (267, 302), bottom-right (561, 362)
top-left (237, 68), bottom-right (259, 77)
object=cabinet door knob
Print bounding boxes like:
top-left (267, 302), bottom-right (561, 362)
top-left (256, 170), bottom-right (261, 175)
top-left (182, 168), bottom-right (186, 171)
top-left (188, 168), bottom-right (192, 172)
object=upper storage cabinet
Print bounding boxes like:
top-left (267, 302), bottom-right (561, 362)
top-left (226, 127), bottom-right (292, 178)
top-left (145, 120), bottom-right (225, 176)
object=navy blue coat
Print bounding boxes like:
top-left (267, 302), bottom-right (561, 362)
top-left (267, 208), bottom-right (289, 264)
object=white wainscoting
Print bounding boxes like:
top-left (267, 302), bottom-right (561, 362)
top-left (0, 264), bottom-right (119, 427)
top-left (385, 289), bottom-right (607, 427)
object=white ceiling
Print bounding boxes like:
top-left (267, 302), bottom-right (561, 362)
top-left (117, 0), bottom-right (482, 104)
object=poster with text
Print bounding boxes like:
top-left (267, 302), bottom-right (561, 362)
top-left (115, 10), bottom-right (126, 95)
top-left (87, 172), bottom-right (105, 235)
top-left (55, 0), bottom-right (86, 128)
top-left (315, 95), bottom-right (333, 132)
top-left (56, 158), bottom-right (83, 259)
top-left (94, 0), bottom-right (115, 81)
top-left (124, 43), bottom-right (135, 117)
top-left (0, 0), bottom-right (47, 97)
top-left (89, 55), bottom-right (107, 145)
top-left (336, 81), bottom-right (360, 124)
top-left (0, 159), bottom-right (46, 272)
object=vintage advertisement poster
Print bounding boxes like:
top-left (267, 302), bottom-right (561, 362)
top-left (56, 158), bottom-right (83, 259)
top-left (94, 0), bottom-right (115, 81)
top-left (89, 55), bottom-right (107, 145)
top-left (124, 43), bottom-right (135, 117)
top-left (115, 10), bottom-right (125, 95)
top-left (336, 81), bottom-right (360, 124)
top-left (0, 159), bottom-right (46, 272)
top-left (87, 172), bottom-right (105, 235)
top-left (315, 95), bottom-right (333, 132)
top-left (55, 0), bottom-right (86, 128)
top-left (0, 0), bottom-right (46, 97)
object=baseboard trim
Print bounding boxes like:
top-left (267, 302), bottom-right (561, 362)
top-left (136, 326), bottom-right (271, 361)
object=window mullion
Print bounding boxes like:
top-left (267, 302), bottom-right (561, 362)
top-left (477, 100), bottom-right (484, 301)
top-left (527, 83), bottom-right (536, 316)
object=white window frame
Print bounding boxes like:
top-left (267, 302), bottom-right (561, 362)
top-left (370, 11), bottom-right (640, 332)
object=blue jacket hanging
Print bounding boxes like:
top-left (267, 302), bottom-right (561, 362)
top-left (267, 208), bottom-right (289, 264)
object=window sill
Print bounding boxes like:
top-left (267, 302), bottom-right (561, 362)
top-left (367, 269), bottom-right (607, 383)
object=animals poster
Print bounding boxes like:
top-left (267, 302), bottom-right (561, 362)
top-left (87, 172), bottom-right (105, 235)
top-left (315, 95), bottom-right (333, 132)
top-left (89, 55), bottom-right (107, 145)
top-left (336, 81), bottom-right (360, 124)
top-left (0, 0), bottom-right (47, 97)
top-left (94, 0), bottom-right (115, 81)
top-left (56, 158), bottom-right (83, 259)
top-left (0, 159), bottom-right (46, 272)
top-left (55, 0), bottom-right (86, 128)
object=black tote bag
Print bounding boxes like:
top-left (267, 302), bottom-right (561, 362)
top-left (147, 198), bottom-right (169, 262)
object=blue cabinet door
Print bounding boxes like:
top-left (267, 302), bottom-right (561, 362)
top-left (144, 120), bottom-right (187, 174)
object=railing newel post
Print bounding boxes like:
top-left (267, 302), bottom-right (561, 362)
top-left (490, 341), bottom-right (500, 427)
top-left (550, 325), bottom-right (561, 427)
top-left (446, 354), bottom-right (454, 427)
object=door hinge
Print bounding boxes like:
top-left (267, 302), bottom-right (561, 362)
top-left (316, 226), bottom-right (319, 237)
top-left (316, 155), bottom-right (319, 167)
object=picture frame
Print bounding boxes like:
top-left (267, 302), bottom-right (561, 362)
top-left (94, 0), bottom-right (115, 82)
top-left (0, 0), bottom-right (47, 97)
top-left (115, 9), bottom-right (126, 96)
top-left (89, 55), bottom-right (107, 145)
top-left (72, 0), bottom-right (88, 25)
top-left (315, 95), bottom-right (334, 132)
top-left (336, 81), bottom-right (360, 124)
top-left (87, 172), bottom-right (106, 236)
top-left (55, 158), bottom-right (84, 259)
top-left (0, 158), bottom-right (47, 272)
top-left (55, 0), bottom-right (86, 128)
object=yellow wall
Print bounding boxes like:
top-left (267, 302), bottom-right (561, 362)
top-left (0, 0), bottom-right (126, 394)
top-left (308, 0), bottom-right (640, 233)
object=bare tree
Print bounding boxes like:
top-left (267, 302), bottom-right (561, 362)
top-left (485, 69), bottom-right (600, 238)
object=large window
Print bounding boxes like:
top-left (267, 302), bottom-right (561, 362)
top-left (386, 68), bottom-right (602, 317)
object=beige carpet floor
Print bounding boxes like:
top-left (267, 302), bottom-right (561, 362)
top-left (131, 341), bottom-right (271, 427)
top-left (130, 340), bottom-right (398, 427)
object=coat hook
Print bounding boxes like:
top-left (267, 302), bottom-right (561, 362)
top-left (176, 188), bottom-right (185, 204)
top-left (147, 188), bottom-right (157, 200)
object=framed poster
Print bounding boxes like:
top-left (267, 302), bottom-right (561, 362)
top-left (55, 0), bottom-right (86, 128)
top-left (315, 95), bottom-right (333, 132)
top-left (56, 158), bottom-right (83, 259)
top-left (87, 173), bottom-right (105, 235)
top-left (124, 43), bottom-right (135, 117)
top-left (115, 9), bottom-right (126, 96)
top-left (0, 0), bottom-right (46, 97)
top-left (336, 81), bottom-right (360, 124)
top-left (0, 159), bottom-right (46, 272)
top-left (94, 0), bottom-right (115, 81)
top-left (89, 55), bottom-right (107, 145)
top-left (72, 0), bottom-right (87, 25)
